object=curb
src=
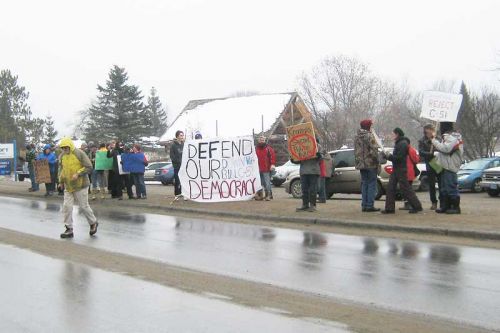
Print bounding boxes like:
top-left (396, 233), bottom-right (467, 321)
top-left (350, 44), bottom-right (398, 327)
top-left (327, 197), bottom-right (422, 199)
top-left (2, 190), bottom-right (500, 241)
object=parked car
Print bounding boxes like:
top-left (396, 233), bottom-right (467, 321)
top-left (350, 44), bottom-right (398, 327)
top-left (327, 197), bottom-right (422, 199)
top-left (144, 161), bottom-right (170, 181)
top-left (458, 157), bottom-right (500, 193)
top-left (480, 166), bottom-right (500, 197)
top-left (155, 163), bottom-right (175, 185)
top-left (16, 162), bottom-right (30, 181)
top-left (284, 148), bottom-right (419, 199)
top-left (271, 160), bottom-right (299, 186)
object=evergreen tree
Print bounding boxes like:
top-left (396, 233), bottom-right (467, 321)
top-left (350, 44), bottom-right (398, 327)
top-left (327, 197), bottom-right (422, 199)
top-left (43, 115), bottom-right (58, 144)
top-left (145, 87), bottom-right (168, 137)
top-left (456, 82), bottom-right (476, 159)
top-left (0, 69), bottom-right (32, 145)
top-left (83, 65), bottom-right (145, 143)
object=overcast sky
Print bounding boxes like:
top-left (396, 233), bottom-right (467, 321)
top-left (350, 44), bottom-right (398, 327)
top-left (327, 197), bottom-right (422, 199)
top-left (1, 0), bottom-right (499, 136)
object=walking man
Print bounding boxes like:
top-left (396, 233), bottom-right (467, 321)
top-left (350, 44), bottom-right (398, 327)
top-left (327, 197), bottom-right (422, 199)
top-left (381, 128), bottom-right (422, 214)
top-left (255, 135), bottom-right (276, 201)
top-left (354, 119), bottom-right (381, 212)
top-left (170, 130), bottom-right (185, 199)
top-left (418, 124), bottom-right (439, 210)
top-left (58, 137), bottom-right (98, 238)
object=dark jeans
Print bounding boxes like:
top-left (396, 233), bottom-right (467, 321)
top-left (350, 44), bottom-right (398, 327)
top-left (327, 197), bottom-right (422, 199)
top-left (174, 167), bottom-right (181, 196)
top-left (440, 170), bottom-right (459, 198)
top-left (425, 162), bottom-right (439, 204)
top-left (28, 164), bottom-right (39, 191)
top-left (110, 171), bottom-right (133, 198)
top-left (301, 174), bottom-right (318, 207)
top-left (360, 168), bottom-right (378, 208)
top-left (385, 168), bottom-right (422, 211)
top-left (131, 173), bottom-right (146, 198)
top-left (44, 169), bottom-right (57, 193)
top-left (318, 177), bottom-right (326, 201)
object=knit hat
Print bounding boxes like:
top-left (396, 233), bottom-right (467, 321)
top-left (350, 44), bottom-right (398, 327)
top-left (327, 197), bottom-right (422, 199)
top-left (360, 119), bottom-right (373, 130)
top-left (393, 127), bottom-right (405, 137)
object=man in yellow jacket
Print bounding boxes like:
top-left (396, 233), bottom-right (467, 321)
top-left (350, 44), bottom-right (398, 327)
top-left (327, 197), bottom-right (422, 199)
top-left (58, 137), bottom-right (98, 238)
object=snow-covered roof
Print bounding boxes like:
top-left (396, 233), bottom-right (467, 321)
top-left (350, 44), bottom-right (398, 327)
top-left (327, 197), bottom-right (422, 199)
top-left (160, 93), bottom-right (294, 142)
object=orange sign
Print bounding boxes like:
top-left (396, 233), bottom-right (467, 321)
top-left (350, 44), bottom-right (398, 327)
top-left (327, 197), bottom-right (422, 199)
top-left (286, 122), bottom-right (318, 161)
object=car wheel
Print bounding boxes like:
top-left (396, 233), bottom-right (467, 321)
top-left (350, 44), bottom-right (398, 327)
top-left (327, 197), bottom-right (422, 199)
top-left (161, 180), bottom-right (168, 186)
top-left (290, 179), bottom-right (302, 199)
top-left (375, 181), bottom-right (383, 200)
top-left (327, 191), bottom-right (334, 199)
top-left (472, 179), bottom-right (482, 193)
top-left (18, 175), bottom-right (25, 181)
top-left (419, 175), bottom-right (429, 192)
top-left (487, 189), bottom-right (500, 197)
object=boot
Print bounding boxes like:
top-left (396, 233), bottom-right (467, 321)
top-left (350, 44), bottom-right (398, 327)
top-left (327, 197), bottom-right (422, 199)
top-left (60, 226), bottom-right (74, 239)
top-left (446, 196), bottom-right (461, 214)
top-left (99, 188), bottom-right (105, 199)
top-left (430, 202), bottom-right (437, 210)
top-left (435, 196), bottom-right (449, 213)
top-left (264, 191), bottom-right (271, 201)
top-left (296, 197), bottom-right (309, 212)
top-left (91, 189), bottom-right (97, 200)
top-left (269, 190), bottom-right (273, 200)
top-left (308, 192), bottom-right (317, 212)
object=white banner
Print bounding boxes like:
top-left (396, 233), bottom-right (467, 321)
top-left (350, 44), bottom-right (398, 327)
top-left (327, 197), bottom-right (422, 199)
top-left (179, 136), bottom-right (262, 202)
top-left (0, 143), bottom-right (14, 159)
top-left (420, 91), bottom-right (463, 122)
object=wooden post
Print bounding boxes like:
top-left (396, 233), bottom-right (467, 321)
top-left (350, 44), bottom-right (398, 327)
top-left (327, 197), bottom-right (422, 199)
top-left (290, 103), bottom-right (294, 126)
top-left (261, 114), bottom-right (264, 133)
top-left (216, 120), bottom-right (219, 136)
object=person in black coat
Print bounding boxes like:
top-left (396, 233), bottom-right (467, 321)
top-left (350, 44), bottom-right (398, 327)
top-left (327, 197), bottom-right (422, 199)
top-left (107, 141), bottom-right (133, 200)
top-left (381, 128), bottom-right (422, 214)
top-left (170, 130), bottom-right (185, 197)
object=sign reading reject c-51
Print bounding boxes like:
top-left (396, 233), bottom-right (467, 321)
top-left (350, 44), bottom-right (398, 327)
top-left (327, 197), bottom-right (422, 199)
top-left (286, 122), bottom-right (318, 161)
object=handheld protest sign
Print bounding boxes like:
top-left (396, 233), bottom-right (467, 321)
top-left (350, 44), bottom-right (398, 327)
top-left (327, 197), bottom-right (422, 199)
top-left (178, 136), bottom-right (262, 202)
top-left (286, 122), bottom-right (318, 161)
top-left (122, 153), bottom-right (146, 173)
top-left (34, 159), bottom-right (52, 183)
top-left (94, 151), bottom-right (113, 170)
top-left (420, 91), bottom-right (463, 122)
top-left (116, 155), bottom-right (129, 175)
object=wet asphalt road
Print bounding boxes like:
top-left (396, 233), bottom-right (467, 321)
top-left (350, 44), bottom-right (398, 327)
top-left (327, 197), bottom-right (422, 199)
top-left (0, 243), bottom-right (345, 333)
top-left (1, 196), bottom-right (500, 331)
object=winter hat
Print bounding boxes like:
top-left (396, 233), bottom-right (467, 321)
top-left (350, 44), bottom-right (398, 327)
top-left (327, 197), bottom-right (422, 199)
top-left (360, 119), bottom-right (373, 130)
top-left (393, 127), bottom-right (405, 137)
top-left (439, 122), bottom-right (454, 134)
top-left (194, 131), bottom-right (202, 139)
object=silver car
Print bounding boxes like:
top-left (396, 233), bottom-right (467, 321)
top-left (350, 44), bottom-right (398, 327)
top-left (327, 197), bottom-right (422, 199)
top-left (144, 161), bottom-right (170, 181)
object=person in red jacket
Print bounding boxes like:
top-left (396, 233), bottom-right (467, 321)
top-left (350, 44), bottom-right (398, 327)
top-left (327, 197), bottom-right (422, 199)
top-left (255, 135), bottom-right (276, 201)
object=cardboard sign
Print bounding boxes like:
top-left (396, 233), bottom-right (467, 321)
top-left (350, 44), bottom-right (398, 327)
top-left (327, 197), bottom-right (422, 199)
top-left (122, 153), bottom-right (146, 173)
top-left (34, 159), bottom-right (52, 183)
top-left (286, 122), bottom-right (318, 161)
top-left (116, 155), bottom-right (129, 175)
top-left (0, 143), bottom-right (14, 159)
top-left (421, 91), bottom-right (463, 122)
top-left (179, 136), bottom-right (262, 202)
top-left (94, 151), bottom-right (113, 170)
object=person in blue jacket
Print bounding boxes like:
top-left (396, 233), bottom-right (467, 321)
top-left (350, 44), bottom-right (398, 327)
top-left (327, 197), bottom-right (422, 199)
top-left (36, 143), bottom-right (57, 196)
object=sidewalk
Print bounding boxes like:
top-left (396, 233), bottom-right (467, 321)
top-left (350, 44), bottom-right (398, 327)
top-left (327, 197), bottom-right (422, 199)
top-left (1, 179), bottom-right (500, 240)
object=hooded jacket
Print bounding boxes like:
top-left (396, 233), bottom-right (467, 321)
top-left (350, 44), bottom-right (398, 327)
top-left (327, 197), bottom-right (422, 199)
top-left (37, 144), bottom-right (57, 173)
top-left (432, 132), bottom-right (463, 173)
top-left (58, 137), bottom-right (92, 192)
top-left (354, 129), bottom-right (379, 170)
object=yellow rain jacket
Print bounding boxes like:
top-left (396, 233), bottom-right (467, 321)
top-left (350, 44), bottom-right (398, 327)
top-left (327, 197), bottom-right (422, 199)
top-left (58, 137), bottom-right (93, 192)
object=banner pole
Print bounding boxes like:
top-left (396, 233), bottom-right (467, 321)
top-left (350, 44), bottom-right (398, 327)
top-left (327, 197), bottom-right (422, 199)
top-left (13, 139), bottom-right (17, 181)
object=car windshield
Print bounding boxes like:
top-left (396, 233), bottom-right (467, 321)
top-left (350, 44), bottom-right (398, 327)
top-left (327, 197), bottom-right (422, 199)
top-left (460, 159), bottom-right (491, 170)
top-left (147, 162), bottom-right (168, 170)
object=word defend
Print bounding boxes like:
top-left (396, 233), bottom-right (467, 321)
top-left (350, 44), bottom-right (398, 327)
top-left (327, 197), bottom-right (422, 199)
top-left (420, 91), bottom-right (463, 122)
top-left (286, 122), bottom-right (318, 161)
top-left (179, 136), bottom-right (262, 202)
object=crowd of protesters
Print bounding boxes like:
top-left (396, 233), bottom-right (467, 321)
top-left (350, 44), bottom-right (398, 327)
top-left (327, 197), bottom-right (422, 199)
top-left (18, 120), bottom-right (464, 238)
